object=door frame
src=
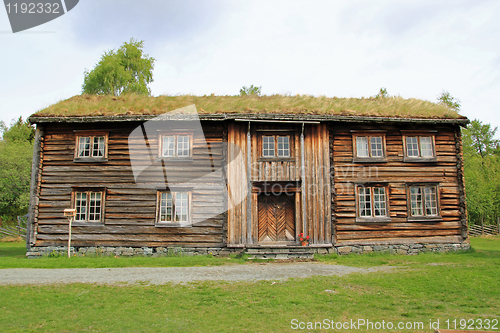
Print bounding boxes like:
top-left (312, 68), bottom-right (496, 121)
top-left (251, 181), bottom-right (302, 245)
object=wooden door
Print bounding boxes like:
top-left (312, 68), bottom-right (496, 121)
top-left (258, 193), bottom-right (295, 242)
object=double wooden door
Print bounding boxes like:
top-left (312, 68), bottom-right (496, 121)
top-left (258, 193), bottom-right (295, 242)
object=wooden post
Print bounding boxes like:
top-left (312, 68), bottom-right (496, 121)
top-left (498, 217), bottom-right (500, 235)
top-left (481, 216), bottom-right (484, 235)
top-left (246, 122), bottom-right (252, 244)
top-left (300, 123), bottom-right (306, 238)
top-left (68, 217), bottom-right (72, 258)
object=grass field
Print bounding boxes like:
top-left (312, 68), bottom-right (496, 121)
top-left (0, 237), bottom-right (499, 332)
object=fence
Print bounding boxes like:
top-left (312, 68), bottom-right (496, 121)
top-left (469, 217), bottom-right (500, 236)
top-left (0, 215), bottom-right (27, 239)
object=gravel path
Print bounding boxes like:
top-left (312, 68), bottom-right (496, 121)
top-left (0, 263), bottom-right (392, 285)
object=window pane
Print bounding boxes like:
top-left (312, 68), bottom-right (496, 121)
top-left (78, 137), bottom-right (91, 157)
top-left (410, 187), bottom-right (423, 216)
top-left (162, 136), bottom-right (175, 157)
top-left (356, 137), bottom-right (369, 157)
top-left (370, 136), bottom-right (383, 157)
top-left (406, 137), bottom-right (420, 157)
top-left (420, 137), bottom-right (434, 157)
top-left (175, 193), bottom-right (188, 222)
top-left (424, 186), bottom-right (438, 216)
top-left (177, 136), bottom-right (190, 157)
top-left (75, 192), bottom-right (87, 221)
top-left (373, 187), bottom-right (386, 217)
top-left (262, 136), bottom-right (275, 157)
top-left (159, 192), bottom-right (173, 222)
top-left (91, 136), bottom-right (105, 157)
top-left (358, 187), bottom-right (372, 217)
top-left (277, 136), bottom-right (290, 157)
top-left (88, 192), bottom-right (102, 221)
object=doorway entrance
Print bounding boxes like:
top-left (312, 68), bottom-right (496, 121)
top-left (257, 193), bottom-right (295, 243)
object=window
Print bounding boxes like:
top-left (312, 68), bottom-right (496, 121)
top-left (409, 185), bottom-right (439, 218)
top-left (356, 185), bottom-right (390, 221)
top-left (261, 135), bottom-right (290, 158)
top-left (74, 190), bottom-right (104, 223)
top-left (157, 192), bottom-right (189, 223)
top-left (404, 136), bottom-right (435, 159)
top-left (160, 135), bottom-right (191, 158)
top-left (75, 134), bottom-right (108, 160)
top-left (352, 134), bottom-right (387, 162)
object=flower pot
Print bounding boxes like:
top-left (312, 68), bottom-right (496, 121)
top-left (301, 241), bottom-right (307, 246)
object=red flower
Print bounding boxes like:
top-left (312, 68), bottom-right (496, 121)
top-left (306, 236), bottom-right (310, 240)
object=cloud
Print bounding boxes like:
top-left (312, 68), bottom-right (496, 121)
top-left (67, 0), bottom-right (231, 49)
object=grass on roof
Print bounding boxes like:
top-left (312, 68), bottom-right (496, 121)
top-left (32, 94), bottom-right (464, 119)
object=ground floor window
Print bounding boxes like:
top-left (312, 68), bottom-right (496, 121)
top-left (409, 185), bottom-right (439, 217)
top-left (74, 190), bottom-right (104, 222)
top-left (357, 186), bottom-right (387, 218)
top-left (157, 192), bottom-right (189, 223)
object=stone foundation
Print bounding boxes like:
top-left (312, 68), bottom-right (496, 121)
top-left (26, 246), bottom-right (244, 259)
top-left (333, 242), bottom-right (470, 255)
top-left (26, 242), bottom-right (470, 259)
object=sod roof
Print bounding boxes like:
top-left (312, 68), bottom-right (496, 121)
top-left (30, 94), bottom-right (468, 124)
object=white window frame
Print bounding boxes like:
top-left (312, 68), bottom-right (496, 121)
top-left (261, 135), bottom-right (291, 158)
top-left (408, 184), bottom-right (440, 219)
top-left (73, 190), bottom-right (105, 223)
top-left (75, 133), bottom-right (108, 160)
top-left (159, 134), bottom-right (192, 158)
top-left (352, 133), bottom-right (387, 162)
top-left (157, 191), bottom-right (190, 224)
top-left (355, 184), bottom-right (390, 222)
top-left (403, 135), bottom-right (436, 160)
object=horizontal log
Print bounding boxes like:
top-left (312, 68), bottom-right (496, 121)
top-left (38, 224), bottom-right (222, 235)
top-left (35, 240), bottom-right (226, 247)
top-left (335, 235), bottom-right (465, 246)
top-left (337, 221), bottom-right (461, 231)
top-left (336, 228), bottom-right (460, 240)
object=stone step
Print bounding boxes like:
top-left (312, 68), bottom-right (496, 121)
top-left (245, 247), bottom-right (316, 259)
top-left (246, 253), bottom-right (314, 260)
top-left (246, 248), bottom-right (315, 254)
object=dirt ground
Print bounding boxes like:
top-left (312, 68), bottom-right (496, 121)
top-left (0, 262), bottom-right (392, 285)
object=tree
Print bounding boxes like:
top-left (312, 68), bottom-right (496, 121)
top-left (462, 119), bottom-right (500, 224)
top-left (82, 39), bottom-right (155, 96)
top-left (462, 119), bottom-right (499, 157)
top-left (239, 85), bottom-right (262, 97)
top-left (0, 118), bottom-right (34, 224)
top-left (437, 91), bottom-right (460, 111)
top-left (376, 87), bottom-right (388, 98)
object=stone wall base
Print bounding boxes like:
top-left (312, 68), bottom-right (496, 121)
top-left (26, 242), bottom-right (470, 259)
top-left (333, 242), bottom-right (470, 255)
top-left (26, 246), bottom-right (244, 259)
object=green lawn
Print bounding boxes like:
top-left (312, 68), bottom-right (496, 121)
top-left (0, 237), bottom-right (499, 332)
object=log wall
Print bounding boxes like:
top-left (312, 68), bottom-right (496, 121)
top-left (35, 121), bottom-right (226, 248)
top-left (332, 123), bottom-right (467, 246)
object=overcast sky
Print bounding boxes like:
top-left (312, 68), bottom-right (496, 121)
top-left (1, 0), bottom-right (499, 135)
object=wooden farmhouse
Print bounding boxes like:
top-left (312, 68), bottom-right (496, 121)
top-left (26, 94), bottom-right (470, 258)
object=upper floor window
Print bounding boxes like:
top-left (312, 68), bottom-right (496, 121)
top-left (409, 185), bottom-right (439, 218)
top-left (157, 191), bottom-right (190, 224)
top-left (352, 133), bottom-right (387, 162)
top-left (160, 135), bottom-right (192, 158)
top-left (75, 133), bottom-right (108, 161)
top-left (356, 184), bottom-right (390, 222)
top-left (74, 190), bottom-right (105, 223)
top-left (262, 135), bottom-right (290, 158)
top-left (404, 136), bottom-right (435, 160)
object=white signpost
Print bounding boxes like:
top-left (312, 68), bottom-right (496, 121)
top-left (63, 209), bottom-right (76, 258)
